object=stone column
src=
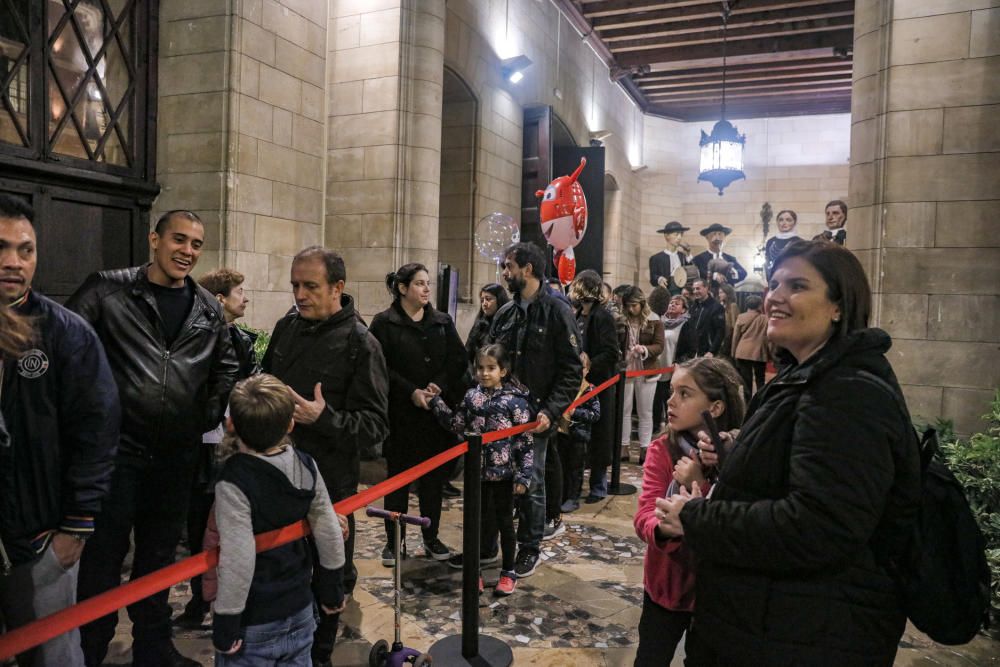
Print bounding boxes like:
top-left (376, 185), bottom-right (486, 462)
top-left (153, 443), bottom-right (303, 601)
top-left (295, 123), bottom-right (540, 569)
top-left (326, 0), bottom-right (445, 316)
top-left (850, 0), bottom-right (1000, 434)
top-left (157, 0), bottom-right (328, 329)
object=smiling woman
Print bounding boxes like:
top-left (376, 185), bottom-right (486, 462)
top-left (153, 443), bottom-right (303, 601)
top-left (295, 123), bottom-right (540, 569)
top-left (656, 239), bottom-right (922, 666)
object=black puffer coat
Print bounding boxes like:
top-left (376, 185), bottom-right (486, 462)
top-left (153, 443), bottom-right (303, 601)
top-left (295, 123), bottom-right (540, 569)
top-left (679, 329), bottom-right (921, 666)
top-left (369, 302), bottom-right (466, 461)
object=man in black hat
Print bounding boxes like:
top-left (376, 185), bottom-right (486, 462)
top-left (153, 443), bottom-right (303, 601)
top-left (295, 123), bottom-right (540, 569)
top-left (692, 223), bottom-right (747, 285)
top-left (649, 221), bottom-right (693, 295)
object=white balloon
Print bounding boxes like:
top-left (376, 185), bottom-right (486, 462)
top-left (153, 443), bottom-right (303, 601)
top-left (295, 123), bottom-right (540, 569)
top-left (474, 212), bottom-right (520, 263)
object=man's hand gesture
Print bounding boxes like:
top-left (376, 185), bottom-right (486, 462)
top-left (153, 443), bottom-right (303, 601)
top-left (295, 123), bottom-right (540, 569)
top-left (290, 382), bottom-right (326, 425)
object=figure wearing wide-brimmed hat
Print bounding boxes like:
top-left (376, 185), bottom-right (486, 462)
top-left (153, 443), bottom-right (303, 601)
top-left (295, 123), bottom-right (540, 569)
top-left (648, 221), bottom-right (695, 295)
top-left (692, 223), bottom-right (747, 285)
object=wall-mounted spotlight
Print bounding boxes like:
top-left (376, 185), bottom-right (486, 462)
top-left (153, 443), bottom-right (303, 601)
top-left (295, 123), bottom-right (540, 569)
top-left (501, 55), bottom-right (532, 84)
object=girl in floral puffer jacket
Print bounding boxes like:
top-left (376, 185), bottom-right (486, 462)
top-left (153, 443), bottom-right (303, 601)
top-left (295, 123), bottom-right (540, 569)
top-left (428, 343), bottom-right (534, 596)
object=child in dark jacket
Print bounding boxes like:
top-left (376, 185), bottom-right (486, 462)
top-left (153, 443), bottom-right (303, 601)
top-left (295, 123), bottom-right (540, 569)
top-left (428, 343), bottom-right (533, 597)
top-left (552, 352), bottom-right (601, 519)
top-left (212, 375), bottom-right (346, 666)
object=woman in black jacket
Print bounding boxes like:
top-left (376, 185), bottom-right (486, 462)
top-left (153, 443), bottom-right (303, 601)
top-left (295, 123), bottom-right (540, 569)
top-left (567, 270), bottom-right (622, 506)
top-left (657, 241), bottom-right (921, 666)
top-left (369, 263), bottom-right (467, 566)
top-left (464, 283), bottom-right (509, 381)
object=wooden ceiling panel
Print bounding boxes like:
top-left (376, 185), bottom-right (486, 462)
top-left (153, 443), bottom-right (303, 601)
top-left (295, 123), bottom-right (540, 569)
top-left (562, 0), bottom-right (855, 121)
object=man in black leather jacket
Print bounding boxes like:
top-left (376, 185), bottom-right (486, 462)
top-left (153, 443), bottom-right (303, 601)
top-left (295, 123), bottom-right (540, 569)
top-left (489, 242), bottom-right (582, 579)
top-left (261, 246), bottom-right (388, 667)
top-left (67, 210), bottom-right (238, 667)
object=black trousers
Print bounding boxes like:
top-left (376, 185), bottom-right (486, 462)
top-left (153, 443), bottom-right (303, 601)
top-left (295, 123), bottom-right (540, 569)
top-left (735, 360), bottom-right (766, 400)
top-left (481, 481), bottom-right (516, 572)
top-left (311, 499), bottom-right (356, 664)
top-left (586, 390), bottom-right (616, 472)
top-left (383, 452), bottom-right (449, 543)
top-left (652, 380), bottom-right (672, 434)
top-left (78, 449), bottom-right (198, 667)
top-left (182, 444), bottom-right (216, 614)
top-left (634, 591), bottom-right (692, 666)
top-left (556, 432), bottom-right (587, 506)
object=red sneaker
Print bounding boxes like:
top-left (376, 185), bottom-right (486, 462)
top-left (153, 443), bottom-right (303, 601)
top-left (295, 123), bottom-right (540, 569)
top-left (494, 573), bottom-right (517, 596)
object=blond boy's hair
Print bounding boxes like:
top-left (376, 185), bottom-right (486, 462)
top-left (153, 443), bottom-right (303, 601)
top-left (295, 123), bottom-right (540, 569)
top-left (228, 374), bottom-right (295, 452)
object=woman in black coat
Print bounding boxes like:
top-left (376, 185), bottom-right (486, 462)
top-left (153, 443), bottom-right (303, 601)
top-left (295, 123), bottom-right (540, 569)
top-left (657, 241), bottom-right (921, 666)
top-left (464, 283), bottom-right (509, 382)
top-left (369, 263), bottom-right (467, 565)
top-left (566, 270), bottom-right (622, 506)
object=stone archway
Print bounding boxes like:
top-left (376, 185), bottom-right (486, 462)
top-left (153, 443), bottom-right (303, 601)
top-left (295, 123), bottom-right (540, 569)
top-left (437, 66), bottom-right (479, 305)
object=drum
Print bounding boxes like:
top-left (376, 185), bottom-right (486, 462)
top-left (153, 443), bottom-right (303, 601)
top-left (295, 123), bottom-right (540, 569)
top-left (671, 265), bottom-right (689, 288)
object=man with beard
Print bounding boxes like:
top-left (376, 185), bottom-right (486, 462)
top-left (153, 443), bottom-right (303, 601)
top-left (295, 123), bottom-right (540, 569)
top-left (0, 194), bottom-right (119, 667)
top-left (488, 242), bottom-right (582, 578)
top-left (68, 210), bottom-right (238, 667)
top-left (261, 246), bottom-right (388, 667)
top-left (813, 200), bottom-right (848, 245)
top-left (688, 278), bottom-right (726, 358)
top-left (692, 223), bottom-right (747, 286)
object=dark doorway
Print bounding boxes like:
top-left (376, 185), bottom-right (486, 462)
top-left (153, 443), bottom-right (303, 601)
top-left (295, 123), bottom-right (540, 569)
top-left (521, 106), bottom-right (605, 279)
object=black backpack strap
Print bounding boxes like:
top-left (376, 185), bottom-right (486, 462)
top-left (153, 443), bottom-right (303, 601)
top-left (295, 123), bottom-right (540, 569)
top-left (857, 370), bottom-right (936, 473)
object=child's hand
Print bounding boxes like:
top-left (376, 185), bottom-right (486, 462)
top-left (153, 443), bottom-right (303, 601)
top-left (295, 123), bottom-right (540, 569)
top-left (513, 483), bottom-right (527, 495)
top-left (426, 382), bottom-right (442, 396)
top-left (337, 514), bottom-right (350, 540)
top-left (221, 640), bottom-right (243, 655)
top-left (673, 456), bottom-right (706, 489)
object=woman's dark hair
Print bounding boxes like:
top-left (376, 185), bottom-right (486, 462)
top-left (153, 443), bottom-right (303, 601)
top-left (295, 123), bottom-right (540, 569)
top-left (647, 286), bottom-right (671, 316)
top-left (478, 283), bottom-right (509, 318)
top-left (385, 262), bottom-right (428, 301)
top-left (677, 357), bottom-right (746, 432)
top-left (569, 269), bottom-right (604, 305)
top-left (0, 304), bottom-right (34, 358)
top-left (775, 209), bottom-right (798, 224)
top-left (772, 239), bottom-right (870, 338)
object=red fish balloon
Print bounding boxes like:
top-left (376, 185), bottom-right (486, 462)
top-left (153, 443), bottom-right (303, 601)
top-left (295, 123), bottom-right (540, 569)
top-left (536, 158), bottom-right (587, 285)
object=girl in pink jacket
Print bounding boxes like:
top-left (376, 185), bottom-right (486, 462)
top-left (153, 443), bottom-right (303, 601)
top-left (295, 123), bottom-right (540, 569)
top-left (632, 357), bottom-right (745, 665)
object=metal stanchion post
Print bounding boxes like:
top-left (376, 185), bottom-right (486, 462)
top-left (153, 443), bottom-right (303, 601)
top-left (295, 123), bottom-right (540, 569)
top-left (609, 370), bottom-right (637, 496)
top-left (428, 434), bottom-right (513, 666)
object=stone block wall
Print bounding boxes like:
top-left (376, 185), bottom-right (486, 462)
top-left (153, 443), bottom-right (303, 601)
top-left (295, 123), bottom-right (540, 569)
top-left (641, 114), bottom-right (851, 287)
top-left (851, 0), bottom-right (999, 434)
top-left (157, 0), bottom-right (327, 330)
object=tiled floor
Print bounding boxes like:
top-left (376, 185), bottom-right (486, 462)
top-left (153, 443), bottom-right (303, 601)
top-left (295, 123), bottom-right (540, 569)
top-left (99, 455), bottom-right (998, 666)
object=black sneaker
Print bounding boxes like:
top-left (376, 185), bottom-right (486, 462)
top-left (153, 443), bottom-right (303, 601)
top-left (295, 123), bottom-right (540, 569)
top-left (513, 550), bottom-right (540, 578)
top-left (542, 517), bottom-right (565, 541)
top-left (172, 605), bottom-right (208, 630)
top-left (380, 541), bottom-right (407, 567)
top-left (133, 643), bottom-right (201, 667)
top-left (447, 551), bottom-right (499, 569)
top-left (441, 482), bottom-right (461, 498)
top-left (423, 538), bottom-right (453, 561)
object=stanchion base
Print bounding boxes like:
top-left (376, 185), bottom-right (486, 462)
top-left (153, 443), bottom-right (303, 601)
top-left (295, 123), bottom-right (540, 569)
top-left (608, 482), bottom-right (637, 496)
top-left (428, 634), bottom-right (513, 666)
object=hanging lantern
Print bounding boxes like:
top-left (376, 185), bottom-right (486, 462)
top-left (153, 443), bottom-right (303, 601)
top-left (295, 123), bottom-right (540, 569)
top-left (698, 119), bottom-right (746, 196)
top-left (697, 2), bottom-right (746, 196)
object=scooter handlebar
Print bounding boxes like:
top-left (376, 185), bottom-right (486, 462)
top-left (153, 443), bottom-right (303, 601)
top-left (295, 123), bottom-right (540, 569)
top-left (365, 506), bottom-right (432, 528)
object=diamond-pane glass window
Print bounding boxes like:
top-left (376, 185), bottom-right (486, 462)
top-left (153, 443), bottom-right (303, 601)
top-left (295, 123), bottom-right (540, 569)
top-left (0, 0), bottom-right (31, 147)
top-left (46, 0), bottom-right (135, 167)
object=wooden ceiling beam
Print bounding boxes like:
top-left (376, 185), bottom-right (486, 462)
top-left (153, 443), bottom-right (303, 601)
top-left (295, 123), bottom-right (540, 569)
top-left (609, 16), bottom-right (855, 52)
top-left (600, 3), bottom-right (854, 42)
top-left (591, 0), bottom-right (836, 30)
top-left (645, 85), bottom-right (853, 103)
top-left (652, 101), bottom-right (852, 121)
top-left (581, 0), bottom-right (719, 19)
top-left (638, 66), bottom-right (852, 89)
top-left (640, 72), bottom-right (853, 92)
top-left (635, 58), bottom-right (849, 83)
top-left (616, 30), bottom-right (855, 66)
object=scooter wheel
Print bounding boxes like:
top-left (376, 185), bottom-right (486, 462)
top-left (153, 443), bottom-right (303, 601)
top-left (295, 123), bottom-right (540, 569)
top-left (368, 639), bottom-right (389, 667)
top-left (412, 654), bottom-right (432, 666)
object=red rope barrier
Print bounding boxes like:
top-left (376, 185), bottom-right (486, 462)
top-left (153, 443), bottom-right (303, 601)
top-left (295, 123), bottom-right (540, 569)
top-left (0, 370), bottom-right (642, 659)
top-left (625, 365), bottom-right (674, 378)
